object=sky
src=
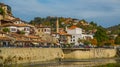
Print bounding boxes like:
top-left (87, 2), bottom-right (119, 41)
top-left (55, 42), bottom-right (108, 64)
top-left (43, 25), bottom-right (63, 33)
top-left (1, 0), bottom-right (120, 27)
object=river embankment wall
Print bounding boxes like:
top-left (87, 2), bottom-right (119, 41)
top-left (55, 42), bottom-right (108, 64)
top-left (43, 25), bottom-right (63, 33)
top-left (0, 48), bottom-right (63, 64)
top-left (63, 48), bottom-right (116, 59)
top-left (0, 48), bottom-right (116, 64)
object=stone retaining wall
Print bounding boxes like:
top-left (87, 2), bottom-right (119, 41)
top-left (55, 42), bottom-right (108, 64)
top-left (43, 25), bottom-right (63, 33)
top-left (0, 48), bottom-right (63, 64)
top-left (0, 48), bottom-right (117, 64)
top-left (63, 48), bottom-right (116, 59)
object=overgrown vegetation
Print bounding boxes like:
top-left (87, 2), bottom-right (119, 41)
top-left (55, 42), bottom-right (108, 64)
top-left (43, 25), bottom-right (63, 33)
top-left (17, 30), bottom-right (25, 34)
top-left (0, 7), bottom-right (4, 15)
top-left (94, 26), bottom-right (109, 46)
top-left (115, 33), bottom-right (120, 45)
top-left (2, 28), bottom-right (10, 33)
top-left (0, 7), bottom-right (5, 18)
top-left (107, 24), bottom-right (120, 34)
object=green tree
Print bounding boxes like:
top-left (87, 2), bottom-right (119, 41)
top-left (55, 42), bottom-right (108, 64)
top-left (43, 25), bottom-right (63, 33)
top-left (29, 17), bottom-right (43, 24)
top-left (115, 33), bottom-right (120, 45)
top-left (84, 40), bottom-right (91, 45)
top-left (42, 22), bottom-right (51, 26)
top-left (2, 28), bottom-right (10, 33)
top-left (0, 8), bottom-right (4, 15)
top-left (94, 26), bottom-right (109, 46)
top-left (17, 30), bottom-right (25, 34)
top-left (90, 21), bottom-right (97, 27)
top-left (29, 21), bottom-right (36, 25)
top-left (0, 7), bottom-right (5, 18)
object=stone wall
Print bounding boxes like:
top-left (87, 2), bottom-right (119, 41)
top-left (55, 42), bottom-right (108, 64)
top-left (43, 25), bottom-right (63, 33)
top-left (0, 48), bottom-right (63, 64)
top-left (0, 48), bottom-right (117, 64)
top-left (63, 48), bottom-right (116, 59)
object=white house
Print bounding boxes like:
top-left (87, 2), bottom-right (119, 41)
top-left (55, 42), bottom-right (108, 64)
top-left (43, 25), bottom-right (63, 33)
top-left (66, 25), bottom-right (93, 45)
top-left (1, 23), bottom-right (31, 35)
top-left (0, 18), bottom-right (35, 35)
top-left (36, 25), bottom-right (51, 35)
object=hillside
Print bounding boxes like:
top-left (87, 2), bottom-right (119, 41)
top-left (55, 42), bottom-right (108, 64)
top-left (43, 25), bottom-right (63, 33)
top-left (29, 16), bottom-right (100, 33)
top-left (0, 2), bottom-right (14, 20)
top-left (107, 24), bottom-right (120, 34)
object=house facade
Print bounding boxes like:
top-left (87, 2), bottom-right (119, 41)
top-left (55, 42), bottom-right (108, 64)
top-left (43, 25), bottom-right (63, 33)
top-left (66, 25), bottom-right (93, 45)
top-left (1, 23), bottom-right (31, 35)
top-left (0, 18), bottom-right (34, 35)
top-left (0, 31), bottom-right (11, 46)
top-left (36, 25), bottom-right (51, 36)
top-left (59, 28), bottom-right (71, 44)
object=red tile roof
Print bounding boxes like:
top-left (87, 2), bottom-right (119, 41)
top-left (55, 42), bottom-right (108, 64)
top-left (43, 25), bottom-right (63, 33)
top-left (0, 37), bottom-right (11, 41)
top-left (1, 23), bottom-right (31, 27)
top-left (68, 25), bottom-right (78, 29)
top-left (59, 32), bottom-right (71, 36)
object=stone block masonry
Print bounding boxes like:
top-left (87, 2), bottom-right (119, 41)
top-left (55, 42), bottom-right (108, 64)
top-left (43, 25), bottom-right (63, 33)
top-left (0, 48), bottom-right (117, 65)
top-left (63, 48), bottom-right (116, 59)
top-left (0, 48), bottom-right (63, 64)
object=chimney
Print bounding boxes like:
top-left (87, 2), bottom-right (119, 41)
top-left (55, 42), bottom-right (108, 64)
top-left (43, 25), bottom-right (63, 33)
top-left (56, 18), bottom-right (59, 33)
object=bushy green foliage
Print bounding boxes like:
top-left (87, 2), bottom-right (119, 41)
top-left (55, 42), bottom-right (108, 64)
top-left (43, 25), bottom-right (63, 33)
top-left (0, 7), bottom-right (5, 15)
top-left (29, 16), bottom-right (57, 26)
top-left (115, 33), bottom-right (120, 45)
top-left (107, 24), bottom-right (120, 34)
top-left (94, 26), bottom-right (109, 46)
top-left (19, 31), bottom-right (25, 34)
top-left (2, 28), bottom-right (10, 32)
top-left (84, 40), bottom-right (91, 45)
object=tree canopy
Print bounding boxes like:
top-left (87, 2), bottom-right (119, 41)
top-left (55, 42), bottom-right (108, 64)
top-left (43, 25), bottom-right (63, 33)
top-left (94, 26), bottom-right (109, 46)
top-left (115, 33), bottom-right (120, 45)
top-left (2, 28), bottom-right (10, 33)
top-left (0, 8), bottom-right (4, 15)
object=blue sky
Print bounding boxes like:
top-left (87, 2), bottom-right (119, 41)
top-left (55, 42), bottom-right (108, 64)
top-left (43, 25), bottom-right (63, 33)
top-left (1, 0), bottom-right (120, 27)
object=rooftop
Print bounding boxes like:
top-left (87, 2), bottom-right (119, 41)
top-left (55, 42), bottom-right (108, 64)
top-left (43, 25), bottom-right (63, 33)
top-left (68, 25), bottom-right (78, 29)
top-left (1, 23), bottom-right (31, 27)
top-left (0, 37), bottom-right (11, 41)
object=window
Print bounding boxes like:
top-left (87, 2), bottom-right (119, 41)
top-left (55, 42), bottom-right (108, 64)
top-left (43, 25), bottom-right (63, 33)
top-left (72, 36), bottom-right (75, 38)
top-left (27, 28), bottom-right (30, 31)
top-left (24, 28), bottom-right (30, 31)
top-left (11, 28), bottom-right (16, 32)
top-left (44, 29), bottom-right (46, 32)
top-left (46, 29), bottom-right (50, 32)
top-left (73, 39), bottom-right (75, 42)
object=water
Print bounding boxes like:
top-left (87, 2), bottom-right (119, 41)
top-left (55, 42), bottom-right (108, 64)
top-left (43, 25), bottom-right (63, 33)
top-left (2, 58), bottom-right (120, 67)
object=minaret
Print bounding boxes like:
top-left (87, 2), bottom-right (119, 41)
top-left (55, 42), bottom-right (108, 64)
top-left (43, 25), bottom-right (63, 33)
top-left (56, 18), bottom-right (59, 33)
top-left (65, 26), bottom-right (67, 31)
